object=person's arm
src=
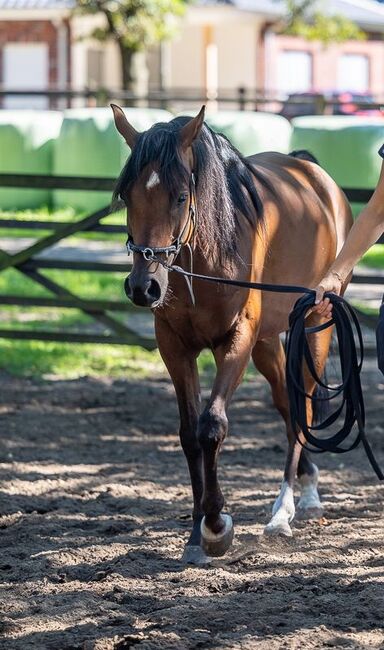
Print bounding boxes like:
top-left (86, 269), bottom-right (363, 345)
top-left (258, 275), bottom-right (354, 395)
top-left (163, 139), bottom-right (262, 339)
top-left (313, 159), bottom-right (384, 317)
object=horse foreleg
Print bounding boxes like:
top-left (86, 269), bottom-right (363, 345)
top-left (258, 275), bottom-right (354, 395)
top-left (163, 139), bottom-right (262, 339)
top-left (199, 323), bottom-right (254, 557)
top-left (155, 318), bottom-right (205, 564)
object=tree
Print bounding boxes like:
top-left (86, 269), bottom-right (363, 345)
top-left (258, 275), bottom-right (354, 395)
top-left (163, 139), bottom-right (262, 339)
top-left (282, 0), bottom-right (364, 44)
top-left (75, 0), bottom-right (187, 90)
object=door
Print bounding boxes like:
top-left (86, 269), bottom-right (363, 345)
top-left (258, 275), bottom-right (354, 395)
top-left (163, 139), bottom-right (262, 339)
top-left (3, 43), bottom-right (49, 109)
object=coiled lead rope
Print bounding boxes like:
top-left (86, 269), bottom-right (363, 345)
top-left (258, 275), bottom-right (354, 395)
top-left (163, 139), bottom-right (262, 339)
top-left (286, 292), bottom-right (383, 480)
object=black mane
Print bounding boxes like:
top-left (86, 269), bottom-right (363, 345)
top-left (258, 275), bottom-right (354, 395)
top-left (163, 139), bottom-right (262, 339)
top-left (114, 116), bottom-right (264, 262)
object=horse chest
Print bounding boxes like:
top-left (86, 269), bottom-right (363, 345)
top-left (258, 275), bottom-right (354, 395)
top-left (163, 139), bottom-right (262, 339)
top-left (159, 303), bottom-right (240, 351)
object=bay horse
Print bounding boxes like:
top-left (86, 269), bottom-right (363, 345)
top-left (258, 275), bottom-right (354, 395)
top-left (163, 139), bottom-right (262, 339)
top-left (111, 104), bottom-right (353, 564)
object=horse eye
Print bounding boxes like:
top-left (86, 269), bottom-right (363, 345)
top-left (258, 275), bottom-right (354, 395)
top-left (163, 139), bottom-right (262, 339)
top-left (178, 193), bottom-right (188, 204)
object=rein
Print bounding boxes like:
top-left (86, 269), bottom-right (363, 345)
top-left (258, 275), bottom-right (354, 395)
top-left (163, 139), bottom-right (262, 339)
top-left (125, 177), bottom-right (383, 480)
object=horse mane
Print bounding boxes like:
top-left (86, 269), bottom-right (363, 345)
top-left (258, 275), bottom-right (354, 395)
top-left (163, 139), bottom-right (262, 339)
top-left (113, 116), bottom-right (265, 263)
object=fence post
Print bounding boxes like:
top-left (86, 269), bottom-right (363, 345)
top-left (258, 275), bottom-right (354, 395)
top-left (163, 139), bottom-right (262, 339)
top-left (314, 94), bottom-right (326, 115)
top-left (237, 86), bottom-right (246, 111)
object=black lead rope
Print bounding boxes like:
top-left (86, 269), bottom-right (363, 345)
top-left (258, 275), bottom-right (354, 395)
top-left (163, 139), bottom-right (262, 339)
top-left (158, 262), bottom-right (383, 480)
top-left (286, 292), bottom-right (383, 481)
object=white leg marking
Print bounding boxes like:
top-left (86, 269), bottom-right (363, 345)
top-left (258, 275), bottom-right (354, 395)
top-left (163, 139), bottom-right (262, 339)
top-left (296, 464), bottom-right (323, 519)
top-left (264, 480), bottom-right (295, 537)
top-left (146, 171), bottom-right (160, 190)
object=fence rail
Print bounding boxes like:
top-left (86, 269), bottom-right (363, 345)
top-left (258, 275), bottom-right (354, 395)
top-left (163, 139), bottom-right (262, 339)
top-left (0, 173), bottom-right (157, 348)
top-left (0, 174), bottom-right (381, 347)
top-left (1, 87), bottom-right (383, 114)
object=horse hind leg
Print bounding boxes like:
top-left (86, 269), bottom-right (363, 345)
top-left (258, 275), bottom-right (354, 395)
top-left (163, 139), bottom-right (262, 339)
top-left (252, 336), bottom-right (323, 536)
top-left (296, 458), bottom-right (323, 520)
top-left (252, 336), bottom-right (296, 536)
top-left (295, 318), bottom-right (334, 520)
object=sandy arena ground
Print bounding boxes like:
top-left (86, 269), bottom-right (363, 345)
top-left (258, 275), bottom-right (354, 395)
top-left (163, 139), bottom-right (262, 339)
top-left (0, 359), bottom-right (383, 649)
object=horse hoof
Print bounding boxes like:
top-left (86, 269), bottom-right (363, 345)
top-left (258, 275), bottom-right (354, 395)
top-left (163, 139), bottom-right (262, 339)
top-left (295, 506), bottom-right (324, 521)
top-left (181, 545), bottom-right (212, 566)
top-left (200, 514), bottom-right (234, 557)
top-left (264, 519), bottom-right (293, 537)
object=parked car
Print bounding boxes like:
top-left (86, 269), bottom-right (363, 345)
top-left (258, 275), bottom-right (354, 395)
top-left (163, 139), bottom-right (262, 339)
top-left (279, 91), bottom-right (384, 120)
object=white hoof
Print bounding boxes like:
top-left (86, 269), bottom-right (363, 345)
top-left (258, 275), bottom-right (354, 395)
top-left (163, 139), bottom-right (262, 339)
top-left (264, 516), bottom-right (293, 537)
top-left (265, 481), bottom-right (295, 537)
top-left (295, 506), bottom-right (323, 521)
top-left (297, 465), bottom-right (323, 520)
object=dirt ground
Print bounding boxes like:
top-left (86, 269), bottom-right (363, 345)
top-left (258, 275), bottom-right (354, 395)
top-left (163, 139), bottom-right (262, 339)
top-left (0, 358), bottom-right (384, 650)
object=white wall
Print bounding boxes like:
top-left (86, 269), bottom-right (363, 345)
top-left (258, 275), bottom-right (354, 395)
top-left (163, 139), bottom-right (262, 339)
top-left (214, 23), bottom-right (257, 90)
top-left (163, 6), bottom-right (260, 93)
top-left (165, 24), bottom-right (205, 89)
top-left (71, 15), bottom-right (122, 92)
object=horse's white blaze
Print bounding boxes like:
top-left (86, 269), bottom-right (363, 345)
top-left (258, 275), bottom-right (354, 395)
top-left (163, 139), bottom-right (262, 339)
top-left (264, 480), bottom-right (295, 536)
top-left (146, 171), bottom-right (160, 190)
top-left (297, 464), bottom-right (322, 512)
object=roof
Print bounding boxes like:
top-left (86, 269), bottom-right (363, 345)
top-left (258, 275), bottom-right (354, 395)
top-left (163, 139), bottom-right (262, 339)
top-left (0, 0), bottom-right (73, 8)
top-left (2, 0), bottom-right (384, 30)
top-left (200, 0), bottom-right (384, 30)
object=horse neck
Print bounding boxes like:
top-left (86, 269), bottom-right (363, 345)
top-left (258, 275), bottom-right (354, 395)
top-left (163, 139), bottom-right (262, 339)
top-left (179, 237), bottom-right (247, 281)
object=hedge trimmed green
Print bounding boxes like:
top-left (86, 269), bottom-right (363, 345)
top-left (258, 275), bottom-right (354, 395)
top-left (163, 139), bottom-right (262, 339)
top-left (53, 108), bottom-right (173, 211)
top-left (0, 110), bottom-right (62, 209)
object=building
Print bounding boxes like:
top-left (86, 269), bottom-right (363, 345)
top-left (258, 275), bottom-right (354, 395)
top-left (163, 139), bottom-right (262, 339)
top-left (162, 0), bottom-right (384, 99)
top-left (0, 0), bottom-right (72, 108)
top-left (0, 0), bottom-right (384, 108)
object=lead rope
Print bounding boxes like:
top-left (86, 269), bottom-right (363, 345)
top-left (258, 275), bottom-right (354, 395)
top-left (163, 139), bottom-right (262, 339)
top-left (153, 261), bottom-right (383, 480)
top-left (286, 292), bottom-right (384, 480)
top-left (183, 242), bottom-right (195, 306)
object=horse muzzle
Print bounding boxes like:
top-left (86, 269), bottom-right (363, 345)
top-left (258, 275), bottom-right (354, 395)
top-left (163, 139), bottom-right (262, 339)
top-left (124, 274), bottom-right (162, 308)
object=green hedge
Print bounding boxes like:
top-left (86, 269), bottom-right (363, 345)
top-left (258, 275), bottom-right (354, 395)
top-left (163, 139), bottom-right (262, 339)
top-left (0, 110), bottom-right (62, 209)
top-left (53, 108), bottom-right (173, 212)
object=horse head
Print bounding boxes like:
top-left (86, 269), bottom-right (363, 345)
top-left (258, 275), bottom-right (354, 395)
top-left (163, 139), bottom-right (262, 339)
top-left (111, 104), bottom-right (205, 308)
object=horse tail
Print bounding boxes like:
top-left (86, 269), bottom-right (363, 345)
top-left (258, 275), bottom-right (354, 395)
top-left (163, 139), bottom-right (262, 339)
top-left (289, 149), bottom-right (319, 165)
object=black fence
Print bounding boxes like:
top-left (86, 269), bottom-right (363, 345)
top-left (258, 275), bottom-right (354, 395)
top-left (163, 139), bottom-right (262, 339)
top-left (0, 174), bottom-right (382, 348)
top-left (0, 87), bottom-right (383, 115)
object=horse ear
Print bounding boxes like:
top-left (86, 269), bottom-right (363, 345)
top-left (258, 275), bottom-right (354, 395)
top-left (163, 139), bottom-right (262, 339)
top-left (179, 105), bottom-right (205, 150)
top-left (110, 104), bottom-right (139, 149)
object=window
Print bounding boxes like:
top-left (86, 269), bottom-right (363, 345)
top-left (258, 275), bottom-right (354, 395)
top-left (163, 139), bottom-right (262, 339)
top-left (277, 50), bottom-right (312, 94)
top-left (3, 43), bottom-right (49, 109)
top-left (337, 54), bottom-right (369, 93)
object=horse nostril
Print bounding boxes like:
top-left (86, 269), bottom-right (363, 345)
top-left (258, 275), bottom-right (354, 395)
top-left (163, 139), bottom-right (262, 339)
top-left (125, 275), bottom-right (162, 307)
top-left (147, 279), bottom-right (161, 302)
top-left (124, 276), bottom-right (132, 299)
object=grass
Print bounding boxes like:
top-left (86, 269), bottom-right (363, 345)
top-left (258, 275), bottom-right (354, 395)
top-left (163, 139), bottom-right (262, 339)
top-left (360, 244), bottom-right (384, 270)
top-left (0, 205), bottom-right (126, 241)
top-left (0, 207), bottom-right (382, 379)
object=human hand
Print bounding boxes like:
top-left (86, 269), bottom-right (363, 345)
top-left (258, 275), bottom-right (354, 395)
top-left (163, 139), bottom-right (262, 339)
top-left (312, 271), bottom-right (344, 318)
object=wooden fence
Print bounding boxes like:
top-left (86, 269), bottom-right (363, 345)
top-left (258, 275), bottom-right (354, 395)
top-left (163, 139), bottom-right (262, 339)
top-left (0, 174), bottom-right (382, 349)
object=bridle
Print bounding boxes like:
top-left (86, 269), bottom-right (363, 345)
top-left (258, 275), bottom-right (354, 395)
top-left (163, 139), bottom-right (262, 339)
top-left (126, 172), bottom-right (198, 263)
